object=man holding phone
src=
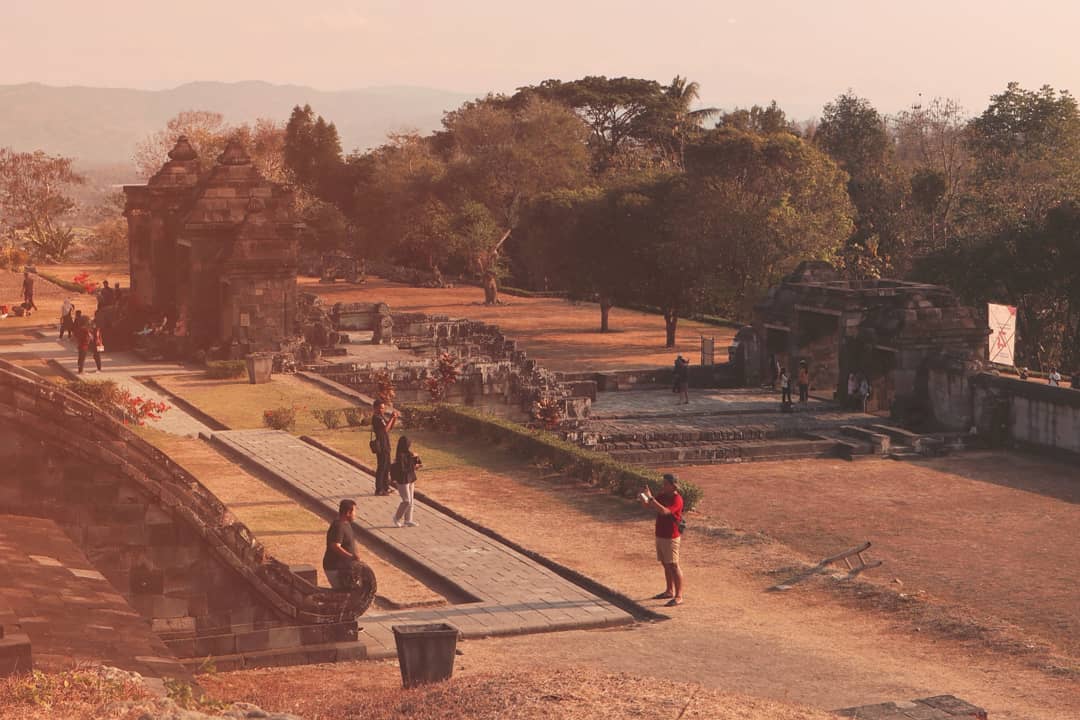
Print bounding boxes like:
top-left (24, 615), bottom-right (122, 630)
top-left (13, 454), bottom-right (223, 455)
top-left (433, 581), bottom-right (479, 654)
top-left (641, 473), bottom-right (684, 607)
top-left (372, 399), bottom-right (399, 495)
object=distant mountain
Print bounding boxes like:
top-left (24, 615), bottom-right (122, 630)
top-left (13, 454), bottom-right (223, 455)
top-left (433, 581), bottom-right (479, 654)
top-left (0, 81), bottom-right (476, 168)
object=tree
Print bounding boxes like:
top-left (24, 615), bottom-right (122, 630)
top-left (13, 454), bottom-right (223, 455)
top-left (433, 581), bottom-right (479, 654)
top-left (653, 75), bottom-right (720, 168)
top-left (440, 95), bottom-right (591, 303)
top-left (717, 101), bottom-right (795, 135)
top-left (284, 104), bottom-right (344, 199)
top-left (0, 149), bottom-right (85, 261)
top-left (893, 97), bottom-right (970, 250)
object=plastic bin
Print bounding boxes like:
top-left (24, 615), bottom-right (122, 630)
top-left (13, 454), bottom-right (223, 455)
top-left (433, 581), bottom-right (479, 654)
top-left (392, 623), bottom-right (459, 687)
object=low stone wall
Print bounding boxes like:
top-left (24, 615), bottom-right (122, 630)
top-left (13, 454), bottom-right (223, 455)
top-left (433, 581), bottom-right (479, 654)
top-left (972, 373), bottom-right (1080, 456)
top-left (0, 360), bottom-right (372, 661)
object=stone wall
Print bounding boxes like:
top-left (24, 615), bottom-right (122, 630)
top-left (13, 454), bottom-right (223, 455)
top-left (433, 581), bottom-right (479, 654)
top-left (0, 361), bottom-right (371, 665)
top-left (972, 373), bottom-right (1080, 456)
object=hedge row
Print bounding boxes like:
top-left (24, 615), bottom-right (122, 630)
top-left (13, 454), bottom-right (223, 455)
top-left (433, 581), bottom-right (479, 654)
top-left (403, 403), bottom-right (702, 513)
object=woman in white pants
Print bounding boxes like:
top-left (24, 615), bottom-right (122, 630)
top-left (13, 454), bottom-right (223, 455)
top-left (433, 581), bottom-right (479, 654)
top-left (392, 436), bottom-right (422, 527)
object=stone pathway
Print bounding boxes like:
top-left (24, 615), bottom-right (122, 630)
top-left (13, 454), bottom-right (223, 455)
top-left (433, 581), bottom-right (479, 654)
top-left (210, 429), bottom-right (634, 658)
top-left (589, 387), bottom-right (836, 419)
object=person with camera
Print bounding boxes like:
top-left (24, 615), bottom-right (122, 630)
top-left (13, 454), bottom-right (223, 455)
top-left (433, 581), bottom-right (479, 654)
top-left (640, 473), bottom-right (684, 607)
top-left (391, 436), bottom-right (422, 527)
top-left (371, 399), bottom-right (399, 495)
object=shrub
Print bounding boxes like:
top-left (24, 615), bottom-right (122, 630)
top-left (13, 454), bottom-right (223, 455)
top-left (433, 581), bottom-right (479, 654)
top-left (0, 245), bottom-right (29, 270)
top-left (425, 352), bottom-right (460, 402)
top-left (311, 407), bottom-right (343, 429)
top-left (372, 369), bottom-right (396, 405)
top-left (531, 392), bottom-right (564, 430)
top-left (342, 406), bottom-right (369, 427)
top-left (262, 406), bottom-right (297, 431)
top-left (65, 379), bottom-right (169, 425)
top-left (409, 404), bottom-right (703, 512)
top-left (204, 360), bottom-right (246, 379)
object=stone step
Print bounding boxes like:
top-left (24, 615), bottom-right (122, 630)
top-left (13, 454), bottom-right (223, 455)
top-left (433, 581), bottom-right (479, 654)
top-left (178, 638), bottom-right (370, 673)
top-left (163, 619), bottom-right (358, 658)
top-left (608, 438), bottom-right (842, 466)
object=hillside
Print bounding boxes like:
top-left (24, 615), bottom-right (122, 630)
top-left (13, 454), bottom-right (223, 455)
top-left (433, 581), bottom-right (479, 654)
top-left (0, 80), bottom-right (475, 167)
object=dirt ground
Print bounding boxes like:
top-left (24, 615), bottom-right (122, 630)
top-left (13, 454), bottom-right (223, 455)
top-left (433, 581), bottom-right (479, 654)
top-left (678, 452), bottom-right (1080, 659)
top-left (301, 275), bottom-right (735, 372)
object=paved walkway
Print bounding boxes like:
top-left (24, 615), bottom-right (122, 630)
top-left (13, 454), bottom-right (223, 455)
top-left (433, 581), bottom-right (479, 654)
top-left (210, 429), bottom-right (634, 657)
top-left (13, 334), bottom-right (211, 437)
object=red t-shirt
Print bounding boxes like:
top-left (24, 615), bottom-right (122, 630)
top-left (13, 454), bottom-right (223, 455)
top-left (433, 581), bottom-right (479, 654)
top-left (654, 492), bottom-right (684, 539)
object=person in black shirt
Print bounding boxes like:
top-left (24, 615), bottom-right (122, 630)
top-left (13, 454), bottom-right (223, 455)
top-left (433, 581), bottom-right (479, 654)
top-left (323, 499), bottom-right (360, 590)
top-left (371, 399), bottom-right (399, 495)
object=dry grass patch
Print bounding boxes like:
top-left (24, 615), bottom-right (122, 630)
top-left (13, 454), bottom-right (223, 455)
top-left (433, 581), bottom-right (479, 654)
top-left (199, 663), bottom-right (833, 720)
top-left (0, 667), bottom-right (151, 720)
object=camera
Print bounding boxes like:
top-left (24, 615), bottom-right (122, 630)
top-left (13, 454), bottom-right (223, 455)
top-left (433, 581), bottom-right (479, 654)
top-left (638, 491), bottom-right (650, 503)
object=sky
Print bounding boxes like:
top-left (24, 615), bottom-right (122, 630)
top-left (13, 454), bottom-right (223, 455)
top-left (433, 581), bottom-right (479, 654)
top-left (4, 0), bottom-right (1079, 118)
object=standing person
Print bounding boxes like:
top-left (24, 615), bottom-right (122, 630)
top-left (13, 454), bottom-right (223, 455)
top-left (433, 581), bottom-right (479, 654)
top-left (641, 473), bottom-right (684, 607)
top-left (98, 279), bottom-right (114, 308)
top-left (847, 372), bottom-right (859, 410)
top-left (74, 321), bottom-right (102, 373)
top-left (772, 355), bottom-right (782, 390)
top-left (779, 367), bottom-right (792, 405)
top-left (1048, 367), bottom-right (1062, 386)
top-left (858, 374), bottom-right (871, 413)
top-left (391, 436), bottom-right (422, 527)
top-left (59, 298), bottom-right (75, 339)
top-left (797, 361), bottom-right (810, 403)
top-left (21, 271), bottom-right (37, 314)
top-left (673, 354), bottom-right (690, 405)
top-left (371, 399), bottom-right (399, 496)
top-left (323, 499), bottom-right (361, 590)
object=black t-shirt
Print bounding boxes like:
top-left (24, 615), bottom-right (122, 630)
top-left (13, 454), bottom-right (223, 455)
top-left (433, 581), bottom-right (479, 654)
top-left (323, 518), bottom-right (357, 570)
top-left (372, 413), bottom-right (391, 454)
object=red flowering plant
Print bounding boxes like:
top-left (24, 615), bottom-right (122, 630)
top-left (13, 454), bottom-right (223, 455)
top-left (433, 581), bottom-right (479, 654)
top-left (531, 392), bottom-right (565, 430)
top-left (424, 352), bottom-right (460, 402)
top-left (72, 272), bottom-right (100, 294)
top-left (65, 379), bottom-right (170, 426)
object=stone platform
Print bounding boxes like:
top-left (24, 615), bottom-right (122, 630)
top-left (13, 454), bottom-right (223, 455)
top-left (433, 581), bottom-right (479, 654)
top-left (835, 694), bottom-right (987, 719)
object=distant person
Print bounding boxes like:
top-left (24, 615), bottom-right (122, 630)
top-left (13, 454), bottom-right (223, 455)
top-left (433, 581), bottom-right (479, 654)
top-left (1048, 368), bottom-right (1061, 386)
top-left (371, 399), bottom-right (399, 495)
top-left (797, 361), bottom-right (810, 403)
top-left (640, 473), bottom-right (684, 607)
top-left (1070, 370), bottom-right (1080, 389)
top-left (673, 355), bottom-right (690, 405)
top-left (59, 298), bottom-right (75, 339)
top-left (21, 271), bottom-right (37, 314)
top-left (858, 374), bottom-right (871, 413)
top-left (779, 367), bottom-right (792, 405)
top-left (391, 436), bottom-right (422, 527)
top-left (847, 372), bottom-right (858, 410)
top-left (772, 355), bottom-right (782, 390)
top-left (98, 279), bottom-right (114, 308)
top-left (75, 320), bottom-right (103, 373)
top-left (323, 499), bottom-right (361, 590)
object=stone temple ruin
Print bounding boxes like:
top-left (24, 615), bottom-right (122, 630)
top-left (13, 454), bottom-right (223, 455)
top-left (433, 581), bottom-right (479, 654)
top-left (124, 136), bottom-right (301, 356)
top-left (744, 262), bottom-right (989, 420)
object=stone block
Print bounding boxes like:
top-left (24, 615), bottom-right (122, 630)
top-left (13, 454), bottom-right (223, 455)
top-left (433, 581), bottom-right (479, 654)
top-left (234, 629), bottom-right (270, 653)
top-left (289, 564), bottom-right (318, 586)
top-left (130, 565), bottom-right (165, 595)
top-left (194, 633), bottom-right (236, 657)
top-left (266, 626), bottom-right (301, 650)
top-left (0, 633), bottom-right (33, 676)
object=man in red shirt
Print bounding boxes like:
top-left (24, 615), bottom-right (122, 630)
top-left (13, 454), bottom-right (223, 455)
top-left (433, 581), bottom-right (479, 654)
top-left (641, 473), bottom-right (684, 606)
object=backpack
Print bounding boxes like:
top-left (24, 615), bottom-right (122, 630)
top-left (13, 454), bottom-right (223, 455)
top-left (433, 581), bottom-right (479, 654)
top-left (389, 456), bottom-right (404, 485)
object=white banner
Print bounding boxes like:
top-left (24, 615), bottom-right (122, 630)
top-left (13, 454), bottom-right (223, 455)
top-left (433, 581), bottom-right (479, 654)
top-left (987, 303), bottom-right (1017, 366)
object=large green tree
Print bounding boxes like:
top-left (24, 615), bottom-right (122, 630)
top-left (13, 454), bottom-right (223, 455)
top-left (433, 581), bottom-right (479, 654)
top-left (0, 149), bottom-right (85, 261)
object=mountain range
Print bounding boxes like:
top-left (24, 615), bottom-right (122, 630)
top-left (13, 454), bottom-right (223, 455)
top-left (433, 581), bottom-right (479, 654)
top-left (0, 81), bottom-right (476, 169)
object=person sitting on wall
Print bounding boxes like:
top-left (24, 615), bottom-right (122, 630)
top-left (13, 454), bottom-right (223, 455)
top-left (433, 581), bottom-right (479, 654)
top-left (323, 499), bottom-right (362, 590)
top-left (1048, 367), bottom-right (1062, 386)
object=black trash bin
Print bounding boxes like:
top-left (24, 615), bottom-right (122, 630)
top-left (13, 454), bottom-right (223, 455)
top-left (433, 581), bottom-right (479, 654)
top-left (392, 623), bottom-right (459, 688)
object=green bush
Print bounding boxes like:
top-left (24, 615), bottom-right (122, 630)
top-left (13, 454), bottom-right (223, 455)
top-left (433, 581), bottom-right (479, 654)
top-left (262, 406), bottom-right (297, 431)
top-left (342, 406), bottom-right (369, 427)
top-left (407, 403), bottom-right (703, 513)
top-left (311, 407), bottom-right (343, 430)
top-left (204, 360), bottom-right (247, 379)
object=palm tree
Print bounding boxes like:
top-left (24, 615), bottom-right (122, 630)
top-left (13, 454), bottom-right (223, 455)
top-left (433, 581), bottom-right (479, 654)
top-left (664, 76), bottom-right (720, 167)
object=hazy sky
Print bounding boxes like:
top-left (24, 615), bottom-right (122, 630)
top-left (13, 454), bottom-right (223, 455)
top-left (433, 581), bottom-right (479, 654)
top-left (5, 0), bottom-right (1079, 118)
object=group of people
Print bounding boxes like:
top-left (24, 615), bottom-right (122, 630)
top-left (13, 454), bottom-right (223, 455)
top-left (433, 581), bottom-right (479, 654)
top-left (322, 399), bottom-right (423, 590)
top-left (846, 372), bottom-right (873, 412)
top-left (59, 296), bottom-right (104, 373)
top-left (774, 358), bottom-right (811, 406)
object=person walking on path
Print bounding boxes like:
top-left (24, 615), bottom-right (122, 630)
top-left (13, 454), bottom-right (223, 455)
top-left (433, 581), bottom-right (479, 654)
top-left (59, 298), bottom-right (75, 339)
top-left (323, 499), bottom-right (361, 590)
top-left (21, 271), bottom-right (37, 314)
top-left (641, 473), bottom-right (684, 607)
top-left (74, 321), bottom-right (103, 373)
top-left (391, 436), bottom-right (422, 527)
top-left (673, 354), bottom-right (690, 404)
top-left (371, 399), bottom-right (399, 495)
top-left (779, 367), bottom-right (792, 405)
top-left (797, 361), bottom-right (810, 403)
top-left (1048, 368), bottom-right (1062, 386)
